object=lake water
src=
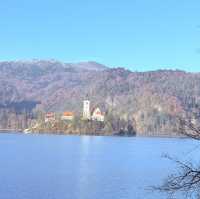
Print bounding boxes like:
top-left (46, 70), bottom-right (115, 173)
top-left (0, 133), bottom-right (199, 199)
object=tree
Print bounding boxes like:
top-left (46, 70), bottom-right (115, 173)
top-left (154, 117), bottom-right (200, 199)
top-left (127, 124), bottom-right (136, 136)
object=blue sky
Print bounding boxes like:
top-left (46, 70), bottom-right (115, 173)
top-left (0, 0), bottom-right (200, 71)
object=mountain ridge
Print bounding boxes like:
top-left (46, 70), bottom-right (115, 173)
top-left (0, 59), bottom-right (194, 73)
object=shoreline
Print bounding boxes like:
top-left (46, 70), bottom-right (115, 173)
top-left (0, 129), bottom-right (184, 138)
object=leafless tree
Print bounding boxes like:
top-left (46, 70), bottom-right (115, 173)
top-left (154, 117), bottom-right (200, 199)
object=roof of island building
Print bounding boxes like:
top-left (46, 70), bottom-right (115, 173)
top-left (61, 111), bottom-right (74, 121)
top-left (45, 112), bottom-right (55, 118)
top-left (63, 112), bottom-right (74, 116)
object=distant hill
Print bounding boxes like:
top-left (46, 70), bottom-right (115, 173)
top-left (0, 60), bottom-right (200, 135)
top-left (67, 61), bottom-right (108, 71)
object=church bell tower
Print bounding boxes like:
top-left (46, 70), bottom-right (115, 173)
top-left (83, 100), bottom-right (91, 120)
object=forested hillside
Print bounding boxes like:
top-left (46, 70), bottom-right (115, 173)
top-left (0, 60), bottom-right (200, 135)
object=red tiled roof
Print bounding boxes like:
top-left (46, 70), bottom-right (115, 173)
top-left (63, 112), bottom-right (74, 116)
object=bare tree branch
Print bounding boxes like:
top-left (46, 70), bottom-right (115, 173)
top-left (154, 117), bottom-right (200, 199)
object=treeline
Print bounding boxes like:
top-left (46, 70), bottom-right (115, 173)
top-left (0, 100), bottom-right (39, 130)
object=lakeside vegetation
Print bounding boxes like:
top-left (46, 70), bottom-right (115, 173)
top-left (23, 111), bottom-right (136, 136)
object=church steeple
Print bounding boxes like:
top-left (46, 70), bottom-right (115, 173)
top-left (83, 95), bottom-right (90, 120)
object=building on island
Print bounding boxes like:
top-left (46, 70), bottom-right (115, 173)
top-left (45, 112), bottom-right (55, 122)
top-left (61, 112), bottom-right (74, 121)
top-left (91, 107), bottom-right (105, 122)
top-left (44, 100), bottom-right (104, 123)
top-left (83, 100), bottom-right (91, 120)
top-left (82, 99), bottom-right (105, 122)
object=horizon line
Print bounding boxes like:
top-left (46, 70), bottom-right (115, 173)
top-left (0, 58), bottom-right (199, 73)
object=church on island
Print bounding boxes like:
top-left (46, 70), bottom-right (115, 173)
top-left (44, 99), bottom-right (105, 123)
top-left (83, 100), bottom-right (105, 122)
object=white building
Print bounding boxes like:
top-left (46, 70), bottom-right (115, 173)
top-left (61, 112), bottom-right (74, 121)
top-left (91, 107), bottom-right (104, 122)
top-left (83, 100), bottom-right (91, 120)
top-left (45, 112), bottom-right (55, 122)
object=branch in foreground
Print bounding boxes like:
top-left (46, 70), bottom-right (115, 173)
top-left (154, 155), bottom-right (200, 198)
top-left (179, 118), bottom-right (200, 140)
top-left (154, 118), bottom-right (200, 198)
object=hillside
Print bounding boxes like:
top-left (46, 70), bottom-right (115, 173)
top-left (0, 60), bottom-right (200, 136)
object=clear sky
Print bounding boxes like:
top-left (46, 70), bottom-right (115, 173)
top-left (0, 0), bottom-right (200, 71)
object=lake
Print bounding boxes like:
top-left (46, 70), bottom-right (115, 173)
top-left (0, 133), bottom-right (199, 199)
